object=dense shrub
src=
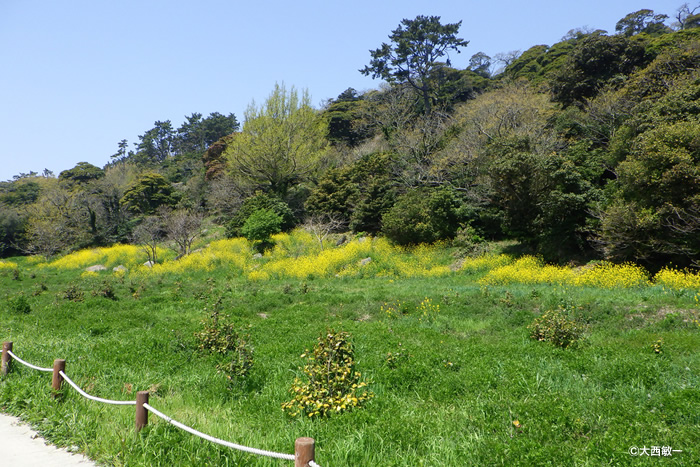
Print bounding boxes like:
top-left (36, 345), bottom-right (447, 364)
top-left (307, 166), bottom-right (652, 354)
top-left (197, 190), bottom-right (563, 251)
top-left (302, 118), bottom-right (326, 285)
top-left (382, 187), bottom-right (463, 245)
top-left (528, 308), bottom-right (584, 348)
top-left (225, 192), bottom-right (295, 238)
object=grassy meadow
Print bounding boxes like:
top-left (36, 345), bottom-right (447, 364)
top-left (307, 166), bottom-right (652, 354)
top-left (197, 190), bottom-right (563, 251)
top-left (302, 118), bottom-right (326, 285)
top-left (1, 231), bottom-right (699, 465)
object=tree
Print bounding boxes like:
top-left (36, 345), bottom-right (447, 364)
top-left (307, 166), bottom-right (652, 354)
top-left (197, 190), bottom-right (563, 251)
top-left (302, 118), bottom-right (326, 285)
top-left (468, 52), bottom-right (492, 77)
top-left (241, 209), bottom-right (282, 252)
top-left (224, 83), bottom-right (328, 196)
top-left (615, 9), bottom-right (669, 37)
top-left (132, 215), bottom-right (164, 265)
top-left (164, 208), bottom-right (203, 258)
top-left (177, 112), bottom-right (239, 154)
top-left (674, 3), bottom-right (700, 29)
top-left (360, 15), bottom-right (469, 114)
top-left (381, 187), bottom-right (463, 245)
top-left (224, 191), bottom-right (295, 238)
top-left (120, 172), bottom-right (178, 215)
top-left (58, 162), bottom-right (105, 189)
top-left (136, 120), bottom-right (175, 163)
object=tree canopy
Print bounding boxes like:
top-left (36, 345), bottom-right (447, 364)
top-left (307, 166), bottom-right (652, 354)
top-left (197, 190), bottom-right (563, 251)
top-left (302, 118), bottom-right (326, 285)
top-left (360, 15), bottom-right (469, 113)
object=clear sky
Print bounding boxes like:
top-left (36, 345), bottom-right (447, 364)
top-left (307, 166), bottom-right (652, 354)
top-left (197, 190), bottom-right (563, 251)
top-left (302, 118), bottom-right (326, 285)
top-left (0, 0), bottom-right (687, 181)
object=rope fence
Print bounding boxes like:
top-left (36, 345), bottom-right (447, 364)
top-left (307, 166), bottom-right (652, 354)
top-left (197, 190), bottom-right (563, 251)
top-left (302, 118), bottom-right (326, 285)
top-left (1, 341), bottom-right (319, 467)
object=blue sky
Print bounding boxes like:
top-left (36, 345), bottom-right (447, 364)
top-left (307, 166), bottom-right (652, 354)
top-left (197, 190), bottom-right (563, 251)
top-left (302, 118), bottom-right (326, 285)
top-left (0, 0), bottom-right (686, 181)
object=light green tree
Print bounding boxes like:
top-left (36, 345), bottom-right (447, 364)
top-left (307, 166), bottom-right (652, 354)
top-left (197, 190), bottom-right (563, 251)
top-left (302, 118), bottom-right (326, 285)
top-left (225, 83), bottom-right (328, 197)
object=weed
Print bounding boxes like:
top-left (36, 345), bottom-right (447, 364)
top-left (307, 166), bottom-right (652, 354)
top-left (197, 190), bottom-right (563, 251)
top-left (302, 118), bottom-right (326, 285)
top-left (196, 301), bottom-right (254, 381)
top-left (652, 338), bottom-right (664, 355)
top-left (382, 300), bottom-right (411, 319)
top-left (385, 343), bottom-right (410, 369)
top-left (12, 268), bottom-right (20, 281)
top-left (417, 297), bottom-right (440, 323)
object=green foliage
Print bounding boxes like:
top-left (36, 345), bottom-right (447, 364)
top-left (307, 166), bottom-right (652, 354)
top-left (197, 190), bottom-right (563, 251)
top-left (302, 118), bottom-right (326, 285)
top-left (225, 83), bottom-right (328, 196)
top-left (282, 329), bottom-right (372, 418)
top-left (528, 307), bottom-right (584, 348)
top-left (597, 121), bottom-right (700, 267)
top-left (61, 284), bottom-right (84, 302)
top-left (324, 88), bottom-right (373, 147)
top-left (241, 209), bottom-right (282, 244)
top-left (381, 187), bottom-right (463, 245)
top-left (550, 33), bottom-right (651, 107)
top-left (119, 172), bottom-right (178, 215)
top-left (58, 162), bottom-right (105, 189)
top-left (225, 192), bottom-right (295, 238)
top-left (0, 180), bottom-right (41, 207)
top-left (615, 9), bottom-right (669, 37)
top-left (6, 294), bottom-right (31, 314)
top-left (195, 305), bottom-right (254, 381)
top-left (0, 209), bottom-right (25, 257)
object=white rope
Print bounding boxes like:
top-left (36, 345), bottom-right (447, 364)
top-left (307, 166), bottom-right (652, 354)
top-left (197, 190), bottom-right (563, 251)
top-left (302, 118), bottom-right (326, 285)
top-left (143, 403), bottom-right (296, 461)
top-left (309, 461), bottom-right (321, 467)
top-left (58, 371), bottom-right (136, 406)
top-left (6, 350), bottom-right (53, 372)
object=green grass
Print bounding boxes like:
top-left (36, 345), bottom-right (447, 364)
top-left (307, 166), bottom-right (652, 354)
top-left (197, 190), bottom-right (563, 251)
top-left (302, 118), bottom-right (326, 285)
top-left (1, 256), bottom-right (699, 466)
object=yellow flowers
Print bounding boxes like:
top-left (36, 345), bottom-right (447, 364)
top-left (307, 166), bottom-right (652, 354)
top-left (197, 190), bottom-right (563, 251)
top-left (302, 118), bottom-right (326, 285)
top-left (24, 232), bottom-right (700, 292)
top-left (479, 256), bottom-right (650, 289)
top-left (654, 267), bottom-right (700, 290)
top-left (0, 260), bottom-right (18, 271)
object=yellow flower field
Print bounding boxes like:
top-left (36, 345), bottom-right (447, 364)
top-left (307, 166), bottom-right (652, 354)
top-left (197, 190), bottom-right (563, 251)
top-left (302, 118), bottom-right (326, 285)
top-left (30, 232), bottom-right (700, 291)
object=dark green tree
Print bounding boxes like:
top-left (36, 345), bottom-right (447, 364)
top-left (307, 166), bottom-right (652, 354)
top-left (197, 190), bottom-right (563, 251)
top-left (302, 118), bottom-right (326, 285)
top-left (381, 187), bottom-right (463, 245)
top-left (136, 120), bottom-right (175, 163)
top-left (616, 9), bottom-right (670, 37)
top-left (58, 162), bottom-right (105, 190)
top-left (550, 34), bottom-right (650, 107)
top-left (120, 172), bottom-right (178, 215)
top-left (360, 15), bottom-right (469, 114)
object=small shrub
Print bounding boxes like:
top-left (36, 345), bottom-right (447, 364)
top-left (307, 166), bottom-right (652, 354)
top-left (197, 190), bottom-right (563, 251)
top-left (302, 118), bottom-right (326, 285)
top-left (216, 335), bottom-right (254, 382)
top-left (92, 281), bottom-right (117, 300)
top-left (528, 307), bottom-right (584, 348)
top-left (7, 294), bottom-right (31, 314)
top-left (12, 268), bottom-right (20, 281)
top-left (195, 305), bottom-right (254, 380)
top-left (61, 284), bottom-right (84, 302)
top-left (282, 329), bottom-right (372, 418)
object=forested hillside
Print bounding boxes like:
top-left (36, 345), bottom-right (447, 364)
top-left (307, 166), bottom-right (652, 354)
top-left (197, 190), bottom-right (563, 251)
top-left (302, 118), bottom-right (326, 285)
top-left (2, 6), bottom-right (699, 270)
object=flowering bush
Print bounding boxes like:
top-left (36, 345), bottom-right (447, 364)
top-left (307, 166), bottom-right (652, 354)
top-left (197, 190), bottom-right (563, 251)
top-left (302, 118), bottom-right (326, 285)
top-left (282, 330), bottom-right (372, 418)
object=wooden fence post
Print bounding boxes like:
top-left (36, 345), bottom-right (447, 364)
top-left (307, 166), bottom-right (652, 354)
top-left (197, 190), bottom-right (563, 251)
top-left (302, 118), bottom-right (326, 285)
top-left (295, 437), bottom-right (315, 467)
top-left (135, 391), bottom-right (149, 432)
top-left (1, 342), bottom-right (12, 376)
top-left (52, 359), bottom-right (65, 394)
